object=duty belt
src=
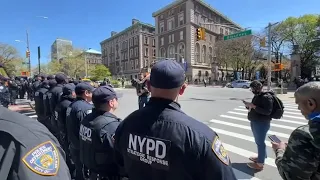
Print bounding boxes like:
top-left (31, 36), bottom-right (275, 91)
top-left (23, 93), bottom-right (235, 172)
top-left (83, 167), bottom-right (122, 180)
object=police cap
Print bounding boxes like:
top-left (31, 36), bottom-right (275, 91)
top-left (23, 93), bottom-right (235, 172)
top-left (55, 73), bottom-right (67, 83)
top-left (41, 80), bottom-right (49, 87)
top-left (75, 82), bottom-right (95, 95)
top-left (63, 83), bottom-right (75, 95)
top-left (47, 75), bottom-right (55, 80)
top-left (150, 59), bottom-right (185, 89)
top-left (49, 79), bottom-right (57, 87)
top-left (92, 85), bottom-right (119, 105)
top-left (40, 73), bottom-right (47, 79)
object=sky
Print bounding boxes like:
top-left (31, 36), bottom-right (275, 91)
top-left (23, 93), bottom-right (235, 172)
top-left (0, 0), bottom-right (319, 68)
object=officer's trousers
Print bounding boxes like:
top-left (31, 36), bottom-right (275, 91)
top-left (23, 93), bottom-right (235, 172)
top-left (10, 90), bottom-right (17, 105)
top-left (70, 148), bottom-right (84, 180)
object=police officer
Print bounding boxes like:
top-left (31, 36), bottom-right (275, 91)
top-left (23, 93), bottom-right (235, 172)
top-left (66, 82), bottom-right (94, 180)
top-left (114, 60), bottom-right (237, 180)
top-left (0, 106), bottom-right (71, 179)
top-left (34, 80), bottom-right (50, 128)
top-left (32, 75), bottom-right (42, 93)
top-left (50, 73), bottom-right (67, 129)
top-left (55, 83), bottom-right (76, 176)
top-left (8, 77), bottom-right (19, 105)
top-left (0, 77), bottom-right (10, 108)
top-left (80, 86), bottom-right (121, 180)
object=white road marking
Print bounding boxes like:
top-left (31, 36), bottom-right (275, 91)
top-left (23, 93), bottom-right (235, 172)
top-left (222, 114), bottom-right (296, 130)
top-left (210, 119), bottom-right (290, 138)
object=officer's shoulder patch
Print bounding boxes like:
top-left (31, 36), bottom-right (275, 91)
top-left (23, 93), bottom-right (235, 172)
top-left (86, 109), bottom-right (92, 114)
top-left (22, 141), bottom-right (60, 176)
top-left (212, 136), bottom-right (230, 165)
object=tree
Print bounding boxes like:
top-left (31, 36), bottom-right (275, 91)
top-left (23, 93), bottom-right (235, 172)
top-left (0, 43), bottom-right (24, 77)
top-left (280, 14), bottom-right (320, 78)
top-left (90, 64), bottom-right (111, 81)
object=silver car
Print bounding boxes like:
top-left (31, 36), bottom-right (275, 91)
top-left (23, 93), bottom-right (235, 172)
top-left (226, 80), bottom-right (251, 88)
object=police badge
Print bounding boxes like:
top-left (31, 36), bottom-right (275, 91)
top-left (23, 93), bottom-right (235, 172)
top-left (22, 141), bottom-right (60, 176)
top-left (212, 136), bottom-right (230, 165)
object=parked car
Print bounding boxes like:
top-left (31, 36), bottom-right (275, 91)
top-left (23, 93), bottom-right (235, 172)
top-left (226, 80), bottom-right (251, 88)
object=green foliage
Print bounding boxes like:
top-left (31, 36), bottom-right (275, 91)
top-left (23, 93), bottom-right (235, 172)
top-left (90, 64), bottom-right (111, 81)
top-left (0, 43), bottom-right (24, 77)
top-left (276, 14), bottom-right (320, 78)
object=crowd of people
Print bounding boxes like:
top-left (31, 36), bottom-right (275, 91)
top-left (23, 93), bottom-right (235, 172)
top-left (0, 59), bottom-right (319, 180)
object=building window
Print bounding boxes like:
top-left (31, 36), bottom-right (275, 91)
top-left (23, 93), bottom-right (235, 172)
top-left (160, 22), bottom-right (164, 33)
top-left (160, 48), bottom-right (166, 58)
top-left (125, 62), bottom-right (128, 70)
top-left (220, 28), bottom-right (224, 34)
top-left (134, 47), bottom-right (138, 57)
top-left (153, 49), bottom-right (156, 57)
top-left (178, 14), bottom-right (184, 26)
top-left (135, 59), bottom-right (139, 69)
top-left (161, 37), bottom-right (164, 46)
top-left (130, 49), bottom-right (133, 58)
top-left (168, 45), bottom-right (175, 58)
top-left (152, 39), bottom-right (155, 47)
top-left (169, 34), bottom-right (175, 43)
top-left (144, 48), bottom-right (149, 57)
top-left (144, 59), bottom-right (149, 67)
top-left (180, 31), bottom-right (184, 40)
top-left (195, 43), bottom-right (200, 62)
top-left (134, 36), bottom-right (138, 45)
top-left (144, 36), bottom-right (149, 44)
top-left (168, 19), bottom-right (174, 31)
top-left (129, 38), bottom-right (133, 46)
top-left (131, 60), bottom-right (134, 69)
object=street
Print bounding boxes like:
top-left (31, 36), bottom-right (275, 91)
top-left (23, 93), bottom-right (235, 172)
top-left (15, 86), bottom-right (303, 180)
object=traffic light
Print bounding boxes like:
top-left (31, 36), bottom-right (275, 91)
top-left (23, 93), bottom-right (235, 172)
top-left (260, 37), bottom-right (266, 47)
top-left (196, 28), bottom-right (202, 41)
top-left (26, 50), bottom-right (30, 58)
top-left (274, 63), bottom-right (284, 71)
top-left (201, 28), bottom-right (206, 40)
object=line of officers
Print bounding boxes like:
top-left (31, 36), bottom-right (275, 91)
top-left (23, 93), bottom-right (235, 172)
top-left (32, 73), bottom-right (124, 180)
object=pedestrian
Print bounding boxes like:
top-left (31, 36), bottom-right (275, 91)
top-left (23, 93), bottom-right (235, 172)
top-left (114, 59), bottom-right (236, 180)
top-left (272, 82), bottom-right (320, 180)
top-left (244, 80), bottom-right (274, 170)
top-left (0, 106), bottom-right (71, 179)
top-left (136, 73), bottom-right (150, 109)
top-left (66, 82), bottom-right (94, 180)
top-left (79, 85), bottom-right (122, 180)
top-left (8, 77), bottom-right (19, 105)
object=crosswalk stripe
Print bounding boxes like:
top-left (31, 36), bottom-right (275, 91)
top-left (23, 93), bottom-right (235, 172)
top-left (222, 143), bottom-right (276, 167)
top-left (29, 115), bottom-right (37, 118)
top-left (226, 111), bottom-right (305, 125)
top-left (24, 112), bottom-right (36, 115)
top-left (283, 108), bottom-right (300, 112)
top-left (210, 127), bottom-right (272, 147)
top-left (222, 114), bottom-right (296, 130)
top-left (234, 108), bottom-right (301, 116)
top-left (210, 119), bottom-right (290, 138)
top-left (283, 114), bottom-right (305, 120)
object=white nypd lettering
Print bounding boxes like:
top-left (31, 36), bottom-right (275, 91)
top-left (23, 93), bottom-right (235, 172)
top-left (127, 133), bottom-right (170, 170)
top-left (79, 124), bottom-right (92, 142)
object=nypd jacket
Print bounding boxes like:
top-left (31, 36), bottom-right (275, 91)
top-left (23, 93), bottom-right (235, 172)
top-left (114, 97), bottom-right (237, 180)
top-left (34, 87), bottom-right (49, 117)
top-left (79, 109), bottom-right (121, 175)
top-left (66, 97), bottom-right (93, 150)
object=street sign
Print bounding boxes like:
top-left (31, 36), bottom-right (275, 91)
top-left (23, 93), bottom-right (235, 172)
top-left (224, 29), bottom-right (252, 41)
top-left (316, 66), bottom-right (320, 76)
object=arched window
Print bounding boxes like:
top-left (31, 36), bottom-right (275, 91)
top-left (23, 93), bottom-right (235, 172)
top-left (177, 43), bottom-right (185, 62)
top-left (160, 48), bottom-right (166, 58)
top-left (168, 45), bottom-right (175, 58)
top-left (209, 47), bottom-right (213, 64)
top-left (195, 43), bottom-right (200, 62)
top-left (202, 45), bottom-right (206, 63)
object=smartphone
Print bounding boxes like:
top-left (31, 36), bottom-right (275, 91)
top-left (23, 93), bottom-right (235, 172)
top-left (268, 135), bottom-right (281, 143)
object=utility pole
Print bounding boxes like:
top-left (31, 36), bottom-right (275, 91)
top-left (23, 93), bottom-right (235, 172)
top-left (85, 52), bottom-right (88, 78)
top-left (38, 46), bottom-right (41, 75)
top-left (26, 30), bottom-right (31, 76)
top-left (267, 23), bottom-right (272, 90)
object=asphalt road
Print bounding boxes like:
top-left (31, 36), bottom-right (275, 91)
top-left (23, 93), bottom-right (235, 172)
top-left (17, 86), bottom-right (304, 180)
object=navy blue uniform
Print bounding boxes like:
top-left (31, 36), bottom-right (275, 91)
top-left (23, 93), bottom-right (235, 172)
top-left (0, 106), bottom-right (71, 179)
top-left (66, 97), bottom-right (93, 180)
top-left (0, 84), bottom-right (10, 107)
top-left (114, 59), bottom-right (236, 180)
top-left (34, 86), bottom-right (49, 121)
top-left (80, 109), bottom-right (121, 179)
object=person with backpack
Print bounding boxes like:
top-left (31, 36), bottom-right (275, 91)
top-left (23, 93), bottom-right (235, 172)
top-left (244, 80), bottom-right (283, 170)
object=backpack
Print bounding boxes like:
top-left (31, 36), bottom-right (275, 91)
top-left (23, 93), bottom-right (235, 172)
top-left (266, 92), bottom-right (284, 119)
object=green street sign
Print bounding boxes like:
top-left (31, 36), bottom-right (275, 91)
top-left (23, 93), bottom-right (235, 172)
top-left (224, 29), bottom-right (252, 40)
